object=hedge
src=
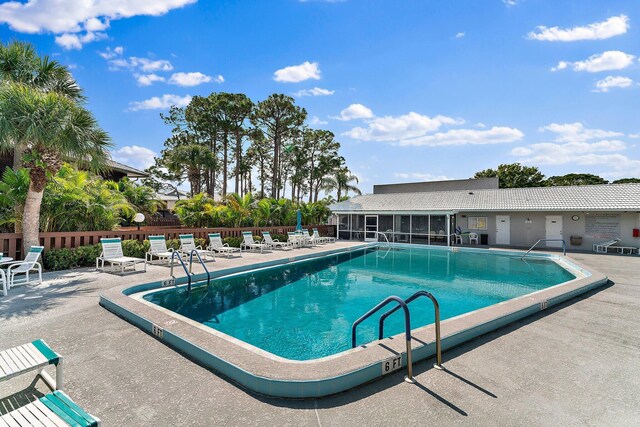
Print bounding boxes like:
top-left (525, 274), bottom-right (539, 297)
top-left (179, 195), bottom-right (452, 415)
top-left (43, 237), bottom-right (207, 271)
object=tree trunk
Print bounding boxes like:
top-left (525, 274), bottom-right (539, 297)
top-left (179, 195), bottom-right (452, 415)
top-left (22, 183), bottom-right (44, 252)
top-left (222, 132), bottom-right (228, 197)
top-left (234, 129), bottom-right (242, 195)
top-left (13, 144), bottom-right (25, 170)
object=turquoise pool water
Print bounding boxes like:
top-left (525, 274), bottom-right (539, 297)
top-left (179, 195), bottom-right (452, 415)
top-left (143, 246), bottom-right (575, 360)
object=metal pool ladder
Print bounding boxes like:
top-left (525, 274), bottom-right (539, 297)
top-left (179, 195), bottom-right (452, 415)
top-left (169, 250), bottom-right (211, 292)
top-left (521, 239), bottom-right (566, 260)
top-left (378, 290), bottom-right (443, 370)
top-left (351, 292), bottom-right (444, 384)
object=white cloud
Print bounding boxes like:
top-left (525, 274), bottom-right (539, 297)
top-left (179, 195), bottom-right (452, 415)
top-left (213, 74), bottom-right (224, 83)
top-left (334, 103), bottom-right (375, 121)
top-left (397, 127), bottom-right (524, 147)
top-left (0, 0), bottom-right (196, 49)
top-left (552, 51), bottom-right (635, 73)
top-left (628, 133), bottom-right (640, 139)
top-left (84, 17), bottom-right (109, 32)
top-left (129, 94), bottom-right (192, 111)
top-left (274, 61), bottom-right (321, 83)
top-left (503, 0), bottom-right (520, 6)
top-left (528, 15), bottom-right (629, 42)
top-left (540, 122), bottom-right (623, 142)
top-left (511, 122), bottom-right (640, 178)
top-left (294, 87), bottom-right (335, 97)
top-left (455, 32), bottom-right (465, 39)
top-left (475, 122), bottom-right (487, 128)
top-left (169, 72), bottom-right (217, 87)
top-left (136, 74), bottom-right (165, 86)
top-left (111, 145), bottom-right (157, 170)
top-left (309, 116), bottom-right (328, 126)
top-left (593, 75), bottom-right (634, 92)
top-left (394, 172), bottom-right (450, 181)
top-left (55, 31), bottom-right (106, 50)
top-left (99, 46), bottom-right (124, 60)
top-left (510, 140), bottom-right (640, 178)
top-left (344, 112), bottom-right (463, 141)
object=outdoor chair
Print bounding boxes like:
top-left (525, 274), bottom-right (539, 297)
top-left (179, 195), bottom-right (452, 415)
top-left (146, 235), bottom-right (178, 264)
top-left (178, 234), bottom-right (215, 261)
top-left (313, 228), bottom-right (335, 243)
top-left (454, 234), bottom-right (463, 245)
top-left (207, 233), bottom-right (242, 257)
top-left (262, 231), bottom-right (292, 250)
top-left (5, 245), bottom-right (44, 292)
top-left (96, 238), bottom-right (147, 273)
top-left (0, 340), bottom-right (101, 426)
top-left (0, 269), bottom-right (6, 297)
top-left (241, 231), bottom-right (269, 253)
top-left (593, 238), bottom-right (620, 253)
top-left (469, 233), bottom-right (479, 245)
top-left (287, 232), bottom-right (305, 248)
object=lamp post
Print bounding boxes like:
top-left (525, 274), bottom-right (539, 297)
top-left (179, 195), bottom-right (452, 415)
top-left (133, 213), bottom-right (145, 230)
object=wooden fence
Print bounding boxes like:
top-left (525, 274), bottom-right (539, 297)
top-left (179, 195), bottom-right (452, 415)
top-left (0, 225), bottom-right (337, 260)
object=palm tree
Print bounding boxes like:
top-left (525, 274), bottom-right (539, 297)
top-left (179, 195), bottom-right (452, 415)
top-left (0, 41), bottom-right (84, 168)
top-left (0, 44), bottom-right (110, 251)
top-left (322, 168), bottom-right (362, 201)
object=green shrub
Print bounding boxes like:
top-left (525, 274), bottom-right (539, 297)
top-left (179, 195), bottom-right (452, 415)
top-left (121, 239), bottom-right (147, 259)
top-left (223, 237), bottom-right (242, 248)
top-left (43, 247), bottom-right (77, 271)
top-left (74, 244), bottom-right (102, 267)
top-left (271, 234), bottom-right (287, 242)
top-left (43, 239), bottom-right (151, 271)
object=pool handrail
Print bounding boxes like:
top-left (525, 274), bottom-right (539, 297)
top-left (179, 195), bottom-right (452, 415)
top-left (188, 249), bottom-right (211, 289)
top-left (521, 239), bottom-right (566, 259)
top-left (351, 295), bottom-right (415, 383)
top-left (378, 290), bottom-right (443, 369)
top-left (169, 251), bottom-right (192, 291)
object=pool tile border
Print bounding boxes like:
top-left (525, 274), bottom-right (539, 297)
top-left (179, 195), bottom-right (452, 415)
top-left (99, 243), bottom-right (608, 398)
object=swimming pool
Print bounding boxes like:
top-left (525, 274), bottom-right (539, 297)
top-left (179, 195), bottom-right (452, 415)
top-left (142, 246), bottom-right (575, 360)
top-left (100, 242), bottom-right (607, 398)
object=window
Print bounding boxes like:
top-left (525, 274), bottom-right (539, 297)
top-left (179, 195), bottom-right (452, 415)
top-left (468, 216), bottom-right (487, 230)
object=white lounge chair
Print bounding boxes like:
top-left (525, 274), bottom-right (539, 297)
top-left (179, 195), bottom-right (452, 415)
top-left (0, 269), bottom-right (6, 297)
top-left (262, 231), bottom-right (292, 250)
top-left (287, 232), bottom-right (304, 248)
top-left (2, 390), bottom-right (101, 426)
top-left (96, 238), bottom-right (146, 273)
top-left (241, 231), bottom-right (269, 253)
top-left (146, 235), bottom-right (178, 264)
top-left (5, 245), bottom-right (43, 292)
top-left (313, 228), bottom-right (335, 243)
top-left (469, 233), bottom-right (479, 245)
top-left (208, 233), bottom-right (242, 257)
top-left (593, 238), bottom-right (620, 253)
top-left (0, 339), bottom-right (63, 391)
top-left (0, 340), bottom-right (101, 426)
top-left (179, 234), bottom-right (215, 260)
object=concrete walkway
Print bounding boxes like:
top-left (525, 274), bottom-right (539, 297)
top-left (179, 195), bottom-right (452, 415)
top-left (1, 248), bottom-right (638, 426)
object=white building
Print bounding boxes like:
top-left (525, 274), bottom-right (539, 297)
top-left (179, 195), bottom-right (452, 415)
top-left (328, 179), bottom-right (640, 252)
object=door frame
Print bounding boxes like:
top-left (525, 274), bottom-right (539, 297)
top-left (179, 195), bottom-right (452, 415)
top-left (495, 215), bottom-right (511, 245)
top-left (364, 215), bottom-right (378, 242)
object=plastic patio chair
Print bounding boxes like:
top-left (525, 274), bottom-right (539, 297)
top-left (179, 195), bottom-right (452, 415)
top-left (6, 245), bottom-right (44, 292)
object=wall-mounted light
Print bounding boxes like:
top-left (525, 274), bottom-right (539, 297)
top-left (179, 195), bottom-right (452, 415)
top-left (525, 218), bottom-right (533, 224)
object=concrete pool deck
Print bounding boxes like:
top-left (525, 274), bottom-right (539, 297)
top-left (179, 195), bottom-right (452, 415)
top-left (1, 245), bottom-right (638, 425)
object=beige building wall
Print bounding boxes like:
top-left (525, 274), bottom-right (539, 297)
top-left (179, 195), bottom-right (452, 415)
top-left (456, 211), bottom-right (640, 250)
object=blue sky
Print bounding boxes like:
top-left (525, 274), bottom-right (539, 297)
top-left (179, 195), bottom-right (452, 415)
top-left (1, 0), bottom-right (639, 193)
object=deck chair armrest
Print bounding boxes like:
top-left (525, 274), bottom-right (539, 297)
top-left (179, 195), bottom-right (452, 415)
top-left (223, 243), bottom-right (230, 247)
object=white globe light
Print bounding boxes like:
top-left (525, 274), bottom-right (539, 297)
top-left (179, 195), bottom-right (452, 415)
top-left (133, 213), bottom-right (145, 223)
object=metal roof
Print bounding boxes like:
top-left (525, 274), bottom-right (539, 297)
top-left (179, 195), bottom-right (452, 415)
top-left (106, 160), bottom-right (149, 177)
top-left (329, 184), bottom-right (640, 213)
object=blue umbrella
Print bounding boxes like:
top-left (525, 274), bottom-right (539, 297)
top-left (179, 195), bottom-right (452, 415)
top-left (296, 209), bottom-right (302, 231)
